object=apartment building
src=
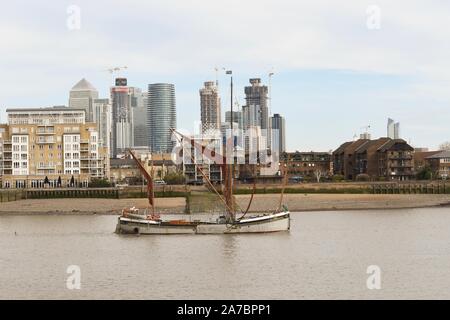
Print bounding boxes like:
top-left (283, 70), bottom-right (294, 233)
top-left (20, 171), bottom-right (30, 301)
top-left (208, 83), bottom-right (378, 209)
top-left (0, 107), bottom-right (109, 189)
top-left (333, 138), bottom-right (415, 181)
top-left (180, 135), bottom-right (222, 183)
top-left (426, 151), bottom-right (450, 179)
top-left (279, 151), bottom-right (332, 179)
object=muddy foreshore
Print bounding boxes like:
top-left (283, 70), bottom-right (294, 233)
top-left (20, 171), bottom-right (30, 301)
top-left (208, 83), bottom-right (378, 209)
top-left (1, 194), bottom-right (450, 216)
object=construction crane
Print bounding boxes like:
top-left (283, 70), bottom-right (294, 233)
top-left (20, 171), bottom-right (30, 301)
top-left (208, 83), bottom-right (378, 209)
top-left (105, 66), bottom-right (128, 85)
top-left (214, 67), bottom-right (220, 86)
top-left (360, 125), bottom-right (371, 139)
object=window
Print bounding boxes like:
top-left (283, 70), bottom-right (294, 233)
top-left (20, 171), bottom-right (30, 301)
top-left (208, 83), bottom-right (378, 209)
top-left (65, 153), bottom-right (71, 159)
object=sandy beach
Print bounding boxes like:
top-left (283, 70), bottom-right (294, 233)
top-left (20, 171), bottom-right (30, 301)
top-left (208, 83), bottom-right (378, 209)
top-left (1, 194), bottom-right (450, 215)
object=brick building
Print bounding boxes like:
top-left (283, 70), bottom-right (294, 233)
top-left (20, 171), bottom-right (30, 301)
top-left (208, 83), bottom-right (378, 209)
top-left (333, 138), bottom-right (415, 181)
top-left (279, 151), bottom-right (332, 179)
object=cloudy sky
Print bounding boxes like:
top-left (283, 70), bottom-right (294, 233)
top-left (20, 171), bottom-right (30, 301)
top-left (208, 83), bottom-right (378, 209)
top-left (1, 0), bottom-right (449, 151)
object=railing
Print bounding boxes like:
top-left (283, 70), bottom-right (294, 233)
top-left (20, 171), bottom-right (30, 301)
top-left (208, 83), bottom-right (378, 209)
top-left (36, 165), bottom-right (57, 170)
top-left (36, 140), bottom-right (55, 144)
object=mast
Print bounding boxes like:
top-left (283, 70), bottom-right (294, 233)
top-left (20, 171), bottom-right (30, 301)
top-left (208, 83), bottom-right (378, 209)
top-left (128, 149), bottom-right (155, 213)
top-left (225, 70), bottom-right (235, 222)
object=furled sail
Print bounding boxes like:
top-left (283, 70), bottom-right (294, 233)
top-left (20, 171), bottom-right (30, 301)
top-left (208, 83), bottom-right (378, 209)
top-left (128, 149), bottom-right (154, 209)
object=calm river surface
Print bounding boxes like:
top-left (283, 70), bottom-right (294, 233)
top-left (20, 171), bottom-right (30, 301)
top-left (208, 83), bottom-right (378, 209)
top-left (1, 207), bottom-right (450, 299)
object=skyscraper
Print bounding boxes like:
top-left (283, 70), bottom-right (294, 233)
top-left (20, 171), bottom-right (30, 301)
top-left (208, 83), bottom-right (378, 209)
top-left (270, 113), bottom-right (286, 155)
top-left (243, 78), bottom-right (270, 149)
top-left (68, 78), bottom-right (99, 122)
top-left (225, 110), bottom-right (243, 129)
top-left (387, 118), bottom-right (400, 139)
top-left (92, 98), bottom-right (111, 153)
top-left (199, 81), bottom-right (221, 133)
top-left (132, 91), bottom-right (149, 148)
top-left (148, 83), bottom-right (176, 153)
top-left (111, 78), bottom-right (133, 157)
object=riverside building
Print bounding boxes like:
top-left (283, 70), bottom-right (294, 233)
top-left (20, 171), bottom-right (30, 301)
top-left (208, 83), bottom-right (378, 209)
top-left (0, 107), bottom-right (109, 189)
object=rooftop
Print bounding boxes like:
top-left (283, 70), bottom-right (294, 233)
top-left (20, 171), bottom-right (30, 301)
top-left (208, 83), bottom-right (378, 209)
top-left (426, 150), bottom-right (450, 159)
top-left (71, 78), bottom-right (97, 91)
top-left (6, 106), bottom-right (86, 113)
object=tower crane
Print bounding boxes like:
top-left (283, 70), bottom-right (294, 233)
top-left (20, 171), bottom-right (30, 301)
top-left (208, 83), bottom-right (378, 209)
top-left (105, 66), bottom-right (128, 85)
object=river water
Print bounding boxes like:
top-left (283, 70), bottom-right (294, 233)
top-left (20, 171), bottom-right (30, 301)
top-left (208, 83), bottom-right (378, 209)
top-left (1, 207), bottom-right (450, 299)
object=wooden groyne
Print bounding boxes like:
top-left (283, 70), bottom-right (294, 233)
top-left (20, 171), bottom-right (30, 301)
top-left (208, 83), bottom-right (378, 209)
top-left (0, 190), bottom-right (27, 202)
top-left (372, 182), bottom-right (448, 194)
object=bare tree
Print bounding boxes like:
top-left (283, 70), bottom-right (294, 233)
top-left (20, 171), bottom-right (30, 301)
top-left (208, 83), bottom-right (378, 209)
top-left (439, 141), bottom-right (450, 151)
top-left (314, 170), bottom-right (325, 183)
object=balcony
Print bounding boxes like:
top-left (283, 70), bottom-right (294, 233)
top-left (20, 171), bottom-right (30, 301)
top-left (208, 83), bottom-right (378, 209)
top-left (36, 139), bottom-right (55, 144)
top-left (36, 130), bottom-right (55, 135)
top-left (388, 154), bottom-right (413, 160)
top-left (37, 165), bottom-right (56, 170)
top-left (3, 140), bottom-right (12, 145)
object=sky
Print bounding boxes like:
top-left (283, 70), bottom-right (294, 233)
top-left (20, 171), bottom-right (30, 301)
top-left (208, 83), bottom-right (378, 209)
top-left (1, 0), bottom-right (449, 151)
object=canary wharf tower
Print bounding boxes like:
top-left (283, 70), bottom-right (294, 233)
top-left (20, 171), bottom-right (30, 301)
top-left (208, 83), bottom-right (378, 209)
top-left (147, 83), bottom-right (177, 153)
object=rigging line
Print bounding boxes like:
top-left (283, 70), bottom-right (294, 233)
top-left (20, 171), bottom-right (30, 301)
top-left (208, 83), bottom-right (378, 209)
top-left (171, 129), bottom-right (234, 214)
top-left (277, 171), bottom-right (289, 212)
top-left (237, 181), bottom-right (256, 221)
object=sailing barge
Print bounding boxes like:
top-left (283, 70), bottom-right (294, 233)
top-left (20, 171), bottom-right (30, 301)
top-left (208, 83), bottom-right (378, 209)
top-left (115, 134), bottom-right (290, 235)
top-left (116, 72), bottom-right (289, 234)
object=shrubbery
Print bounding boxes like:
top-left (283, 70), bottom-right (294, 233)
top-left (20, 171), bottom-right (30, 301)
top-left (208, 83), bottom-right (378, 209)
top-left (332, 174), bottom-right (345, 182)
top-left (89, 178), bottom-right (112, 188)
top-left (356, 174), bottom-right (370, 182)
top-left (164, 172), bottom-right (186, 185)
top-left (416, 166), bottom-right (433, 180)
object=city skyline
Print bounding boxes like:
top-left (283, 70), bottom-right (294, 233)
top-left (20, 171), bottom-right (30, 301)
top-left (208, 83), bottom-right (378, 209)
top-left (1, 1), bottom-right (449, 151)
